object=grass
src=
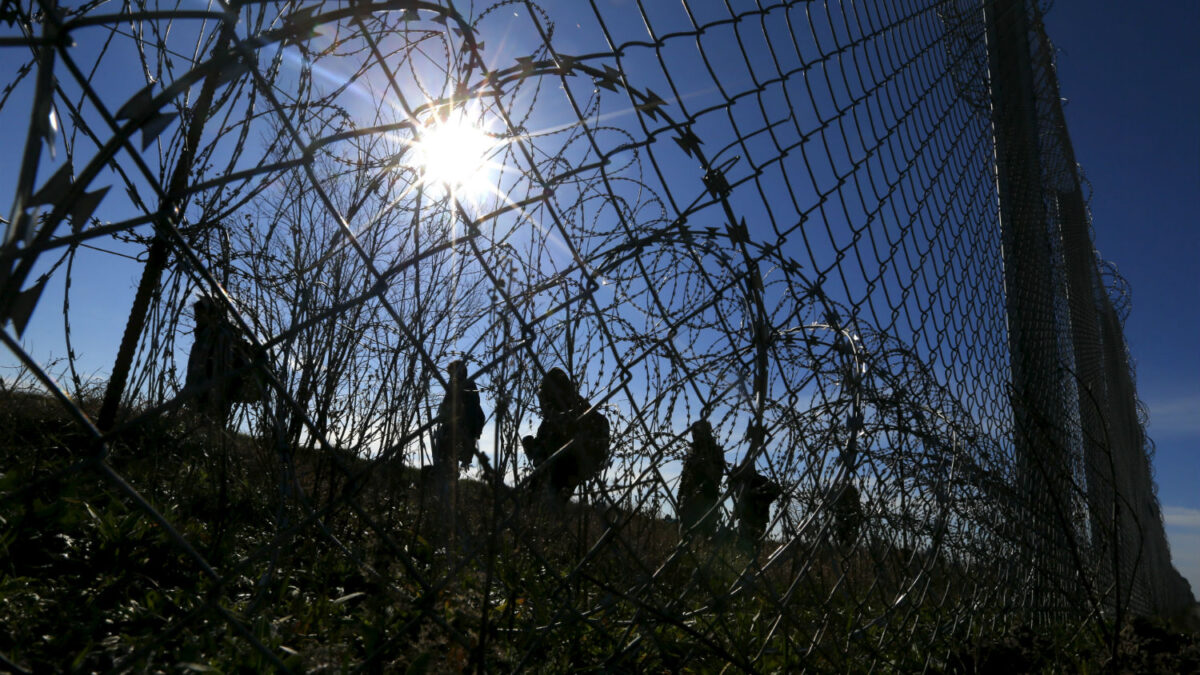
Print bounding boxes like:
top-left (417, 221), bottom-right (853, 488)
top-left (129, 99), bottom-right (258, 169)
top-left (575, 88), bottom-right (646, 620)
top-left (2, 386), bottom-right (1198, 672)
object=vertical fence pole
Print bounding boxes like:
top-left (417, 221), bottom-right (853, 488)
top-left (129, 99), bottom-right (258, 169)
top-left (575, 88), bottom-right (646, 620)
top-left (984, 0), bottom-right (1075, 620)
top-left (1022, 21), bottom-right (1120, 614)
top-left (96, 39), bottom-right (227, 432)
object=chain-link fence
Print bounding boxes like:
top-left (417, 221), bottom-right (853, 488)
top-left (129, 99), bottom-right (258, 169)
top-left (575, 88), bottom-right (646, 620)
top-left (1, 0), bottom-right (1192, 670)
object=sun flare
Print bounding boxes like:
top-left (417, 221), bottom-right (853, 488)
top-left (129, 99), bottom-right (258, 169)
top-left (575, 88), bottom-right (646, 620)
top-left (409, 116), bottom-right (496, 198)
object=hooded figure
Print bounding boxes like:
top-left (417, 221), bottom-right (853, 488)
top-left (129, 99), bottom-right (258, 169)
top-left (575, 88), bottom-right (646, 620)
top-left (431, 360), bottom-right (486, 471)
top-left (729, 465), bottom-right (782, 545)
top-left (427, 360), bottom-right (486, 539)
top-left (185, 297), bottom-right (262, 422)
top-left (522, 368), bottom-right (610, 501)
top-left (677, 420), bottom-right (724, 536)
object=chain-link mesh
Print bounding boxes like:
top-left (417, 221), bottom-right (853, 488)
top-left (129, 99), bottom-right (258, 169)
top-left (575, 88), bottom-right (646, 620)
top-left (1, 0), bottom-right (1191, 670)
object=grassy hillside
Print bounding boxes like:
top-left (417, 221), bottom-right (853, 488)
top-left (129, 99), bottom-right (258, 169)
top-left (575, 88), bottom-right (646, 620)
top-left (2, 387), bottom-right (1198, 672)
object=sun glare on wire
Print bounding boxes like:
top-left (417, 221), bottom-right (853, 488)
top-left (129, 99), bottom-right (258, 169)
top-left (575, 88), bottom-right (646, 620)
top-left (409, 115), bottom-right (498, 200)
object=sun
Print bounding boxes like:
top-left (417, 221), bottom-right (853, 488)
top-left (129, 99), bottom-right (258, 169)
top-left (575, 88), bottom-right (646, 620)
top-left (409, 115), bottom-right (497, 199)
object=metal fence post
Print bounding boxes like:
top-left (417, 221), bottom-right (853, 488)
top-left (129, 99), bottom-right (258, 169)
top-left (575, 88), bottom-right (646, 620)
top-left (984, 0), bottom-right (1076, 619)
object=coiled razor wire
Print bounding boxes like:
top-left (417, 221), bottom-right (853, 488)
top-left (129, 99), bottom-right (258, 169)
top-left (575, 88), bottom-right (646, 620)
top-left (0, 0), bottom-right (1191, 671)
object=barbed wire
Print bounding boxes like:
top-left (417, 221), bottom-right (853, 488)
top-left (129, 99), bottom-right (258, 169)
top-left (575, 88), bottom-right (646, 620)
top-left (0, 0), bottom-right (1191, 671)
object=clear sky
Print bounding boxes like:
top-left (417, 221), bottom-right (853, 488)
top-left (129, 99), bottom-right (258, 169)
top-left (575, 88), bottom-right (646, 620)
top-left (1045, 1), bottom-right (1200, 594)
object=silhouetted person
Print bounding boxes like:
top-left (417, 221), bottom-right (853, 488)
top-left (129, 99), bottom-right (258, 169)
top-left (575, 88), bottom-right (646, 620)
top-left (185, 297), bottom-right (262, 423)
top-left (428, 360), bottom-right (485, 538)
top-left (431, 360), bottom-right (486, 471)
top-left (831, 482), bottom-right (863, 546)
top-left (730, 465), bottom-right (782, 545)
top-left (522, 368), bottom-right (610, 502)
top-left (677, 420), bottom-right (724, 537)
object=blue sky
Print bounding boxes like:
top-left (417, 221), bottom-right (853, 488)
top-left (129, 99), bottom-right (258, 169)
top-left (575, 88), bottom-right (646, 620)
top-left (1045, 1), bottom-right (1200, 594)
